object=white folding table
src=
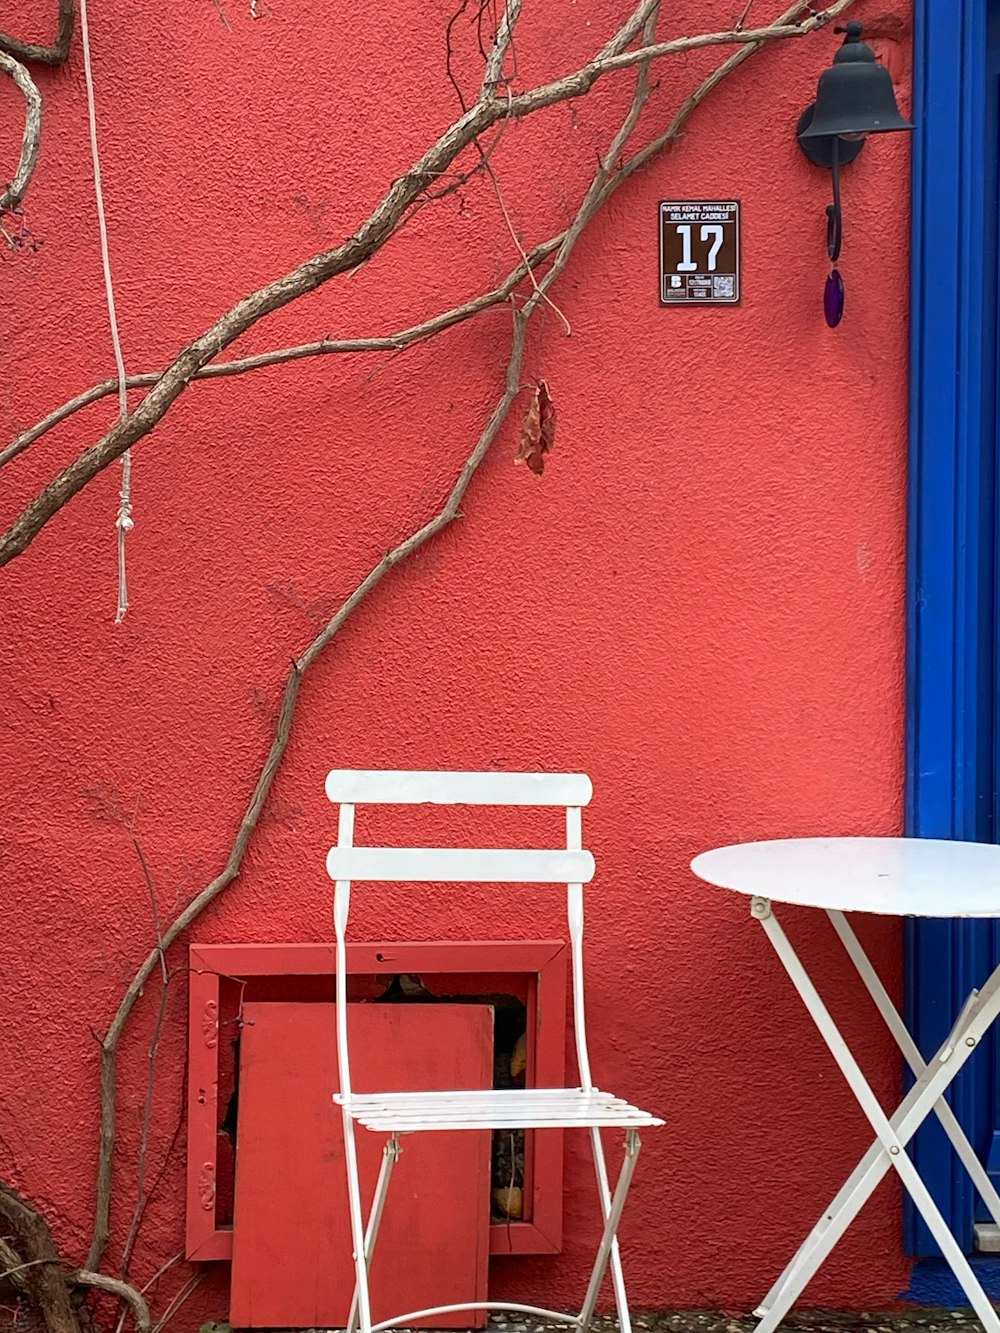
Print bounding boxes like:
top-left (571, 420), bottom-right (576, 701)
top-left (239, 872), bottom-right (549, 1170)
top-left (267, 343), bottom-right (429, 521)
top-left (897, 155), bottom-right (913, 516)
top-left (691, 836), bottom-right (1000, 1333)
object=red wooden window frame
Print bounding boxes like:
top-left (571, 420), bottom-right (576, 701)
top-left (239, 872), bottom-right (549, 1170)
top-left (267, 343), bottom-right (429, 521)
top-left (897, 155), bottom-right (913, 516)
top-left (186, 940), bottom-right (567, 1261)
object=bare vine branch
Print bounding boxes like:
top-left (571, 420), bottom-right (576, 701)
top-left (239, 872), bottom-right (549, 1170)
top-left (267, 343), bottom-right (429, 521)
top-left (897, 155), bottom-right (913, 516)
top-left (0, 1184), bottom-right (78, 1333)
top-left (0, 0), bottom-right (852, 570)
top-left (0, 259), bottom-right (548, 468)
top-left (480, 0), bottom-right (518, 94)
top-left (0, 1187), bottom-right (146, 1332)
top-left (611, 0), bottom-right (832, 185)
top-left (74, 1270), bottom-right (151, 1332)
top-left (508, 11), bottom-right (844, 101)
top-left (0, 0), bottom-right (74, 66)
top-left (119, 975), bottom-right (170, 1275)
top-left (0, 1235), bottom-right (28, 1292)
top-left (0, 51), bottom-right (42, 216)
top-left (0, 0), bottom-right (848, 473)
top-left (84, 300), bottom-right (529, 1269)
top-left (149, 1271), bottom-right (202, 1333)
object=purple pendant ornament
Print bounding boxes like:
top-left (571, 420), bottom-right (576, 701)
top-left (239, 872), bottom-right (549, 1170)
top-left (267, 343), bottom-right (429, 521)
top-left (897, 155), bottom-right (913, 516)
top-left (824, 268), bottom-right (845, 327)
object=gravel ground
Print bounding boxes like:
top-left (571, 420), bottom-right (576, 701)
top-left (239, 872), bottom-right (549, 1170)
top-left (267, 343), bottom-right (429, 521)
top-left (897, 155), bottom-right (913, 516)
top-left (209, 1310), bottom-right (989, 1333)
top-left (482, 1313), bottom-right (985, 1333)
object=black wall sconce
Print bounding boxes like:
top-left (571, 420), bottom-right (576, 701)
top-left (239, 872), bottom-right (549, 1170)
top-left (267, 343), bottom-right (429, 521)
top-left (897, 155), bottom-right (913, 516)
top-left (797, 21), bottom-right (912, 327)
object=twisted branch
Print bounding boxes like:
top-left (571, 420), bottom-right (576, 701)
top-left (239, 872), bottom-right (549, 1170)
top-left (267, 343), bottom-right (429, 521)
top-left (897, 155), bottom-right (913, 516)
top-left (0, 1184), bottom-right (78, 1333)
top-left (0, 51), bottom-right (42, 216)
top-left (0, 0), bottom-right (73, 64)
top-left (0, 0), bottom-right (74, 65)
top-left (73, 1270), bottom-right (150, 1332)
top-left (0, 1235), bottom-right (29, 1293)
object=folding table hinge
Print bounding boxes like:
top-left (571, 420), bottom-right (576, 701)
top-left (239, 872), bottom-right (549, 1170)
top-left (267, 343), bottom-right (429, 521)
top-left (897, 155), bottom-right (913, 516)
top-left (750, 896), bottom-right (772, 920)
top-left (939, 989), bottom-right (980, 1062)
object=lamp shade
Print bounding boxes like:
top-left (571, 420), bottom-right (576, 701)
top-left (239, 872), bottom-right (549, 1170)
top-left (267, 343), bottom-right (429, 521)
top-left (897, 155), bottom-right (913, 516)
top-left (799, 21), bottom-right (913, 139)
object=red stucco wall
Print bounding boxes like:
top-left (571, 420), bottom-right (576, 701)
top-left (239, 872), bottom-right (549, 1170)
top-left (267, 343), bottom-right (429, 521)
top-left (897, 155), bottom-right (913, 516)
top-left (0, 0), bottom-right (911, 1324)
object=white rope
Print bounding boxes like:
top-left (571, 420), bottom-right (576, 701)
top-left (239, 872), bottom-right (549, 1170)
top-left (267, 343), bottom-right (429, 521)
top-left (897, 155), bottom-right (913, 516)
top-left (79, 0), bottom-right (133, 622)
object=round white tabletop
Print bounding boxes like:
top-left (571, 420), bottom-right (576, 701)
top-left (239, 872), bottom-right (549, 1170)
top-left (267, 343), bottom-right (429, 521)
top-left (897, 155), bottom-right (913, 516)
top-left (691, 836), bottom-right (1000, 917)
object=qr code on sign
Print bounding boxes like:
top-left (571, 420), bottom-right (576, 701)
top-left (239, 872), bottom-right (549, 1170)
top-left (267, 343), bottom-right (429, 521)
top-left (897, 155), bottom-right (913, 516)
top-left (713, 275), bottom-right (735, 298)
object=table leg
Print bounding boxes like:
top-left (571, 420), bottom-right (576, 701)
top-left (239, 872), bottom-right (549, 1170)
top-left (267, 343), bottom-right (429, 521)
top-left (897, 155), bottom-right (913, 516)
top-left (751, 898), bottom-right (1000, 1333)
top-left (760, 930), bottom-right (999, 1317)
top-left (756, 1048), bottom-right (966, 1318)
top-left (827, 909), bottom-right (1000, 1229)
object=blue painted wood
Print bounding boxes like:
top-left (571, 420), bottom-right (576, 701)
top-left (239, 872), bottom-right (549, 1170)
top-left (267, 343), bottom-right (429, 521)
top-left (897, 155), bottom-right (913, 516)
top-left (988, 31), bottom-right (1000, 1205)
top-left (906, 0), bottom-right (1000, 1257)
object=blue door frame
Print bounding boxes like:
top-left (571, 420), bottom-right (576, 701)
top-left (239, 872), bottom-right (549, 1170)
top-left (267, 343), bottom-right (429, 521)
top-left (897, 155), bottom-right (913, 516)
top-left (906, 0), bottom-right (1000, 1258)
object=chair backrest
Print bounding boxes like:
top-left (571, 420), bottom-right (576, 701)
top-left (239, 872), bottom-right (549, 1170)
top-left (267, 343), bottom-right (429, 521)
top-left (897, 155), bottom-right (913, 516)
top-left (325, 769), bottom-right (597, 1099)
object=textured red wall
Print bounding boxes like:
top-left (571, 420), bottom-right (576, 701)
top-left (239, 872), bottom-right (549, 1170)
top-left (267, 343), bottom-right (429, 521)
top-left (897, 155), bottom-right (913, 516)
top-left (0, 0), bottom-right (911, 1324)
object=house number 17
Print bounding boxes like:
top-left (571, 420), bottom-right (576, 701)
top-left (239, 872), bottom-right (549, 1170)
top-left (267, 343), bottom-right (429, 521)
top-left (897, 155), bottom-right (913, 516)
top-left (675, 224), bottom-right (725, 272)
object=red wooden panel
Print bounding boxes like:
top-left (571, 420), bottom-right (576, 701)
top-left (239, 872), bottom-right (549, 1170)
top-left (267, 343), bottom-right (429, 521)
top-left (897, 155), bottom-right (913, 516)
top-left (186, 941), bottom-right (567, 1262)
top-left (230, 1002), bottom-right (493, 1330)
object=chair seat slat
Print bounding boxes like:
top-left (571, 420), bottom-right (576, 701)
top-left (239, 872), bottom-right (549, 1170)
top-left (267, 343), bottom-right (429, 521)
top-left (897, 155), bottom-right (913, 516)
top-left (334, 1087), bottom-right (664, 1131)
top-left (353, 1116), bottom-right (663, 1131)
top-left (326, 846), bottom-right (595, 884)
top-left (325, 770), bottom-right (592, 807)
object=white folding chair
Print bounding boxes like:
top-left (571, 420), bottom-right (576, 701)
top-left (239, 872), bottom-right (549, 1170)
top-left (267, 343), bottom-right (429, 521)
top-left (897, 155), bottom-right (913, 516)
top-left (325, 769), bottom-right (663, 1333)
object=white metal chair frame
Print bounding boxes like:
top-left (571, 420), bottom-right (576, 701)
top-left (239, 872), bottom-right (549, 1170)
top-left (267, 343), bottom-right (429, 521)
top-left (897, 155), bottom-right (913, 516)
top-left (325, 770), bottom-right (663, 1333)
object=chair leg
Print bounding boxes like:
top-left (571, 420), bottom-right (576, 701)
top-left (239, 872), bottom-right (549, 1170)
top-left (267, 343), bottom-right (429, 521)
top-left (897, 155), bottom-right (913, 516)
top-left (579, 1128), bottom-right (641, 1333)
top-left (586, 1125), bottom-right (633, 1333)
top-left (342, 1108), bottom-right (375, 1333)
top-left (347, 1135), bottom-right (402, 1333)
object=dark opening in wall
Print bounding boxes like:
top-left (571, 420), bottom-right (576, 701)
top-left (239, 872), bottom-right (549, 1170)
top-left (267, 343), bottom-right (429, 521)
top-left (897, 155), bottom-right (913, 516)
top-left (372, 975), bottom-right (528, 1221)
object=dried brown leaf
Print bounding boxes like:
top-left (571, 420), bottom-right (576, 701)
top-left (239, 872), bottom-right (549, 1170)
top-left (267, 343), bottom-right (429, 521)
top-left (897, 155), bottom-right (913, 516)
top-left (515, 378), bottom-right (556, 475)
